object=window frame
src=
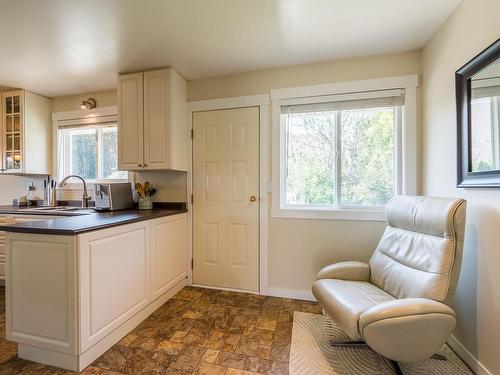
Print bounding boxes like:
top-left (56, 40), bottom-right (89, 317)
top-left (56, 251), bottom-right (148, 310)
top-left (52, 106), bottom-right (130, 188)
top-left (58, 123), bottom-right (126, 183)
top-left (271, 75), bottom-right (418, 221)
top-left (282, 103), bottom-right (402, 210)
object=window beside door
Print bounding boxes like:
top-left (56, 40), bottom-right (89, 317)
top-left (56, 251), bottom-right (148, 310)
top-left (285, 103), bottom-right (399, 208)
top-left (272, 83), bottom-right (416, 221)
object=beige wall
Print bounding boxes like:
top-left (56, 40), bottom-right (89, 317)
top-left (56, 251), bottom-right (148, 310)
top-left (188, 51), bottom-right (422, 295)
top-left (422, 0), bottom-right (500, 373)
top-left (51, 90), bottom-right (117, 113)
top-left (188, 51), bottom-right (422, 101)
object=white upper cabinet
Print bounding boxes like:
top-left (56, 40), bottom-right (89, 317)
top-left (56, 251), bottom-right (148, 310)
top-left (118, 68), bottom-right (187, 171)
top-left (1, 90), bottom-right (51, 174)
top-left (117, 72), bottom-right (144, 170)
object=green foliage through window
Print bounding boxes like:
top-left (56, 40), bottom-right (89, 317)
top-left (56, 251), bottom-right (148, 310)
top-left (285, 106), bottom-right (396, 207)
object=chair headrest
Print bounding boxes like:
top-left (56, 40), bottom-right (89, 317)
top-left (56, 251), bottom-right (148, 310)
top-left (386, 196), bottom-right (466, 239)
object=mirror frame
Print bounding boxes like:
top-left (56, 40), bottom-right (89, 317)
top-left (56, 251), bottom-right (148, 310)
top-left (456, 38), bottom-right (500, 188)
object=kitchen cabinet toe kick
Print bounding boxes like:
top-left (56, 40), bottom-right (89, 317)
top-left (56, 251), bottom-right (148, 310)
top-left (5, 213), bottom-right (188, 371)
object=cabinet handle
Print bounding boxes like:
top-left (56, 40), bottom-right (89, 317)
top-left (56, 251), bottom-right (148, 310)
top-left (250, 195), bottom-right (256, 202)
top-left (143, 163), bottom-right (148, 167)
top-left (138, 163), bottom-right (143, 167)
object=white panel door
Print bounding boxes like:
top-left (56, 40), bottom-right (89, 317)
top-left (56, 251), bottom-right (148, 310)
top-left (193, 107), bottom-right (259, 291)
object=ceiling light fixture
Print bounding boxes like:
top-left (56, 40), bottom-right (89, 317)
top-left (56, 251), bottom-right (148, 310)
top-left (80, 98), bottom-right (96, 110)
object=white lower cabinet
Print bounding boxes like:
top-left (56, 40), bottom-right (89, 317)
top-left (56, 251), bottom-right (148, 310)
top-left (151, 214), bottom-right (188, 300)
top-left (6, 213), bottom-right (188, 371)
top-left (79, 221), bottom-right (151, 351)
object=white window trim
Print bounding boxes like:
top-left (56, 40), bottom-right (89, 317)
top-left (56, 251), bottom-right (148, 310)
top-left (271, 74), bottom-right (419, 221)
top-left (52, 106), bottom-right (131, 187)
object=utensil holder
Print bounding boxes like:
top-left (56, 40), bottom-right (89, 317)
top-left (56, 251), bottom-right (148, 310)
top-left (138, 196), bottom-right (153, 210)
top-left (44, 188), bottom-right (57, 207)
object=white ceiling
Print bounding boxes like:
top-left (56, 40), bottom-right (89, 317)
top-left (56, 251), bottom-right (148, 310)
top-left (0, 0), bottom-right (462, 97)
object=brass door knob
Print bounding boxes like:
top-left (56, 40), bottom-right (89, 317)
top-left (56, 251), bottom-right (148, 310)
top-left (250, 195), bottom-right (256, 202)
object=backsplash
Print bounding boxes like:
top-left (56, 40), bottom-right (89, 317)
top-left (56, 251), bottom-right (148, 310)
top-left (0, 175), bottom-right (46, 205)
top-left (134, 170), bottom-right (187, 202)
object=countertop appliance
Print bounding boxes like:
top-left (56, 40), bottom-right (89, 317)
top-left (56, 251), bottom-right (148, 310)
top-left (94, 183), bottom-right (134, 211)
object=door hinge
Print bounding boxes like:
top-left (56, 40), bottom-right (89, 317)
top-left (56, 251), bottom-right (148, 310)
top-left (191, 194), bottom-right (194, 204)
top-left (191, 258), bottom-right (194, 270)
top-left (190, 129), bottom-right (194, 139)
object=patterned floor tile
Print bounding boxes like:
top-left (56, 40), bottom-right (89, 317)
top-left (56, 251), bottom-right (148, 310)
top-left (192, 361), bottom-right (227, 375)
top-left (155, 340), bottom-right (185, 355)
top-left (168, 345), bottom-right (206, 372)
top-left (245, 356), bottom-right (276, 374)
top-left (201, 348), bottom-right (219, 364)
top-left (215, 351), bottom-right (248, 370)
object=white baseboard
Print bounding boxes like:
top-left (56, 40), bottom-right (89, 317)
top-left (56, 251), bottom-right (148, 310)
top-left (18, 344), bottom-right (78, 371)
top-left (264, 287), bottom-right (315, 301)
top-left (447, 334), bottom-right (492, 375)
top-left (191, 283), bottom-right (316, 302)
top-left (191, 283), bottom-right (260, 295)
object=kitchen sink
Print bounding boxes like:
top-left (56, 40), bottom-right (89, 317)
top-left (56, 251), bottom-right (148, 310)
top-left (22, 206), bottom-right (96, 215)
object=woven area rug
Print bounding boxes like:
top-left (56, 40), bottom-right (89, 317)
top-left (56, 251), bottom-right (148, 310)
top-left (290, 311), bottom-right (472, 375)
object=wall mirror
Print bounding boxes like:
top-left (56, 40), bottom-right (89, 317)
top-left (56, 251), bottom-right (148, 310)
top-left (457, 39), bottom-right (500, 187)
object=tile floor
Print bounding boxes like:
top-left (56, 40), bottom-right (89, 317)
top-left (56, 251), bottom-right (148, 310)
top-left (0, 286), bottom-right (322, 374)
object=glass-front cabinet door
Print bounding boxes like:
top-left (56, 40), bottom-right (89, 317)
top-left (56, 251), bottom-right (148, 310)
top-left (2, 91), bottom-right (23, 173)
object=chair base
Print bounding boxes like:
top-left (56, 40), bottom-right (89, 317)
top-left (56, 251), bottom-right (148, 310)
top-left (329, 340), bottom-right (448, 374)
top-left (329, 340), bottom-right (368, 347)
top-left (391, 360), bottom-right (403, 375)
top-left (431, 353), bottom-right (447, 361)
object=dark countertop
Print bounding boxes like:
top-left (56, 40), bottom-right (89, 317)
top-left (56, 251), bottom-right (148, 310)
top-left (0, 205), bottom-right (187, 235)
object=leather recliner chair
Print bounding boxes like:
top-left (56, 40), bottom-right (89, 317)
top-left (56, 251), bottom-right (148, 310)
top-left (312, 196), bottom-right (466, 373)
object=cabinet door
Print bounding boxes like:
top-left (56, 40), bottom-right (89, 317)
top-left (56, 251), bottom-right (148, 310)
top-left (79, 221), bottom-right (150, 351)
top-left (144, 69), bottom-right (171, 170)
top-left (0, 217), bottom-right (5, 279)
top-left (2, 91), bottom-right (24, 173)
top-left (118, 72), bottom-right (144, 170)
top-left (150, 214), bottom-right (187, 300)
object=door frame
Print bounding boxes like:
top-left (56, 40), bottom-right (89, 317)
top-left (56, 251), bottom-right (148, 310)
top-left (187, 94), bottom-right (270, 294)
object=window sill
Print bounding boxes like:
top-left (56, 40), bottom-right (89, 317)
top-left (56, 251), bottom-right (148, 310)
top-left (58, 180), bottom-right (129, 188)
top-left (270, 207), bottom-right (386, 221)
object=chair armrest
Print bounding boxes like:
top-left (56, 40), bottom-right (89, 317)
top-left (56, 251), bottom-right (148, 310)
top-left (316, 261), bottom-right (370, 281)
top-left (358, 298), bottom-right (456, 363)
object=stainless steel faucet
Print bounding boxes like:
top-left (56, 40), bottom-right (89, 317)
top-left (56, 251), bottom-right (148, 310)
top-left (60, 175), bottom-right (91, 208)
